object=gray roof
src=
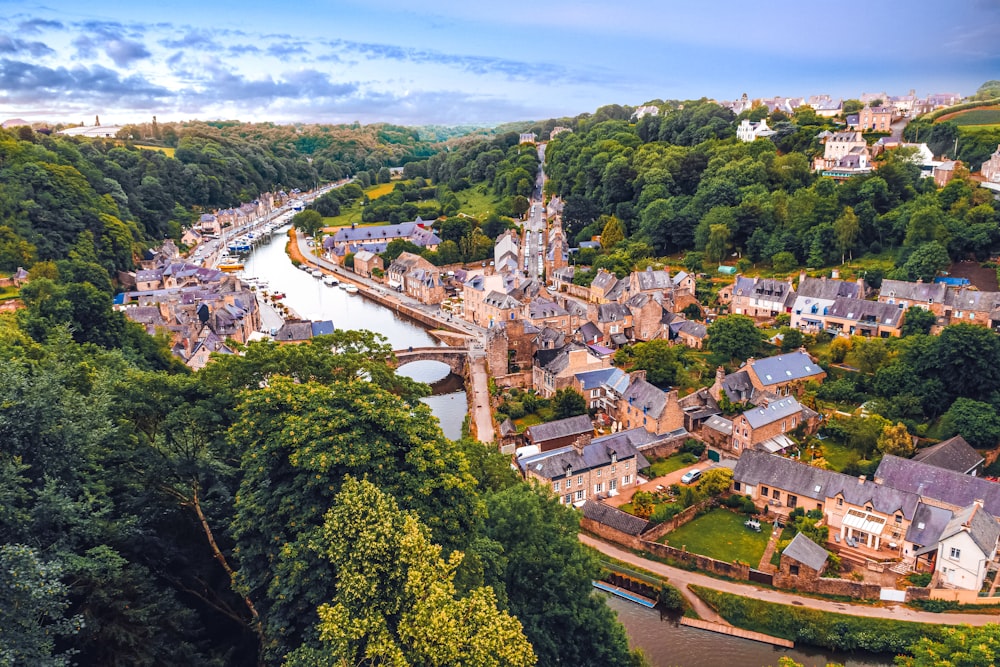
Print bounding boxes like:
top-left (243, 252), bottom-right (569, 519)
top-left (591, 270), bottom-right (617, 291)
top-left (943, 288), bottom-right (1000, 314)
top-left (581, 500), bottom-right (650, 536)
top-left (734, 451), bottom-right (922, 519)
top-left (878, 279), bottom-right (948, 304)
top-left (751, 351), bottom-right (823, 386)
top-left (677, 320), bottom-right (707, 339)
top-left (721, 369), bottom-right (756, 403)
top-left (941, 503), bottom-right (1000, 557)
top-left (575, 367), bottom-right (628, 391)
top-left (518, 432), bottom-right (650, 479)
top-left (529, 298), bottom-right (568, 319)
top-left (733, 277), bottom-right (794, 303)
top-left (591, 427), bottom-right (659, 452)
top-left (274, 320), bottom-right (314, 341)
top-left (827, 297), bottom-right (903, 327)
top-left (633, 267), bottom-right (673, 291)
top-left (578, 321), bottom-right (602, 342)
top-left (912, 436), bottom-right (984, 474)
top-left (622, 377), bottom-right (667, 418)
top-left (332, 220), bottom-right (441, 247)
top-left (483, 290), bottom-right (521, 310)
top-left (741, 397), bottom-right (804, 429)
top-left (782, 532), bottom-right (829, 572)
top-left (875, 455), bottom-right (1000, 517)
top-left (703, 415), bottom-right (733, 435)
top-left (598, 302), bottom-right (630, 323)
top-left (905, 502), bottom-right (953, 548)
top-left (499, 417), bottom-right (518, 437)
top-left (796, 277), bottom-right (861, 301)
top-left (525, 414), bottom-right (593, 444)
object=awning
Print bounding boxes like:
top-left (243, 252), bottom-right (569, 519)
top-left (843, 508), bottom-right (886, 535)
top-left (756, 434), bottom-right (795, 454)
top-left (573, 500), bottom-right (587, 508)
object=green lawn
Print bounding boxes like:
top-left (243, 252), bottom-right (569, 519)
top-left (660, 508), bottom-right (772, 564)
top-left (820, 440), bottom-right (857, 472)
top-left (647, 453), bottom-right (698, 478)
top-left (0, 286), bottom-right (19, 300)
top-left (455, 186), bottom-right (500, 218)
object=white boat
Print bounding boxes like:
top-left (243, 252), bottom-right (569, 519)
top-left (323, 275), bottom-right (339, 286)
top-left (297, 263), bottom-right (310, 271)
top-left (344, 285), bottom-right (359, 294)
top-left (311, 269), bottom-right (324, 278)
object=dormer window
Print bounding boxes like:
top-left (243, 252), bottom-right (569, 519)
top-left (611, 452), bottom-right (617, 464)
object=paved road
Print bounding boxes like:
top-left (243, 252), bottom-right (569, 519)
top-left (468, 353), bottom-right (495, 443)
top-left (580, 534), bottom-right (1000, 626)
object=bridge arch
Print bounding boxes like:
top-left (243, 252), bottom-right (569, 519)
top-left (392, 346), bottom-right (468, 375)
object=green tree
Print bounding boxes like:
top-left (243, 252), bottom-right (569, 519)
top-left (382, 238), bottom-right (423, 263)
top-left (778, 327), bottom-right (804, 352)
top-left (600, 215), bottom-right (625, 249)
top-left (833, 206), bottom-right (859, 264)
top-left (899, 624), bottom-right (1000, 667)
top-left (705, 223), bottom-right (731, 264)
top-left (901, 306), bottom-right (936, 336)
top-left (618, 339), bottom-right (682, 387)
top-left (940, 398), bottom-right (1000, 449)
top-left (772, 251), bottom-right (797, 273)
top-left (899, 241), bottom-right (950, 282)
top-left (292, 209), bottom-right (325, 237)
top-left (284, 477), bottom-right (535, 667)
top-left (697, 468), bottom-right (733, 497)
top-left (877, 421), bottom-right (915, 457)
top-left (553, 387), bottom-right (588, 419)
top-left (707, 315), bottom-right (764, 362)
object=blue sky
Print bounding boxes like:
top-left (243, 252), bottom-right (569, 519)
top-left (1, 0), bottom-right (998, 126)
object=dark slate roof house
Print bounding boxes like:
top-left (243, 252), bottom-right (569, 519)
top-left (782, 532), bottom-right (829, 572)
top-left (912, 436), bottom-right (984, 475)
top-left (875, 455), bottom-right (1000, 517)
top-left (525, 414), bottom-right (594, 451)
top-left (581, 499), bottom-right (650, 536)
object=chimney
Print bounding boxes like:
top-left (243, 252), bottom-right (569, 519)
top-left (631, 369), bottom-right (647, 383)
top-left (759, 396), bottom-right (769, 408)
top-left (798, 270), bottom-right (807, 287)
top-left (572, 433), bottom-right (592, 455)
top-left (831, 269), bottom-right (840, 279)
top-left (858, 475), bottom-right (867, 485)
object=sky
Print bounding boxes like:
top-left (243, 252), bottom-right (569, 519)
top-left (1, 0), bottom-right (999, 127)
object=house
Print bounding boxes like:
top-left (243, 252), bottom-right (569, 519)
top-left (616, 374), bottom-right (685, 435)
top-left (858, 105), bottom-right (894, 133)
top-left (525, 298), bottom-right (572, 335)
top-left (777, 532), bottom-right (830, 583)
top-left (595, 302), bottom-right (632, 347)
top-left (524, 414), bottom-right (594, 452)
top-left (727, 276), bottom-right (796, 319)
top-left (935, 501), bottom-right (1000, 591)
top-left (744, 351), bottom-right (827, 396)
top-left (934, 161), bottom-right (960, 187)
top-left (874, 455), bottom-right (1000, 518)
top-left (700, 414), bottom-right (734, 450)
top-left (736, 118), bottom-right (777, 142)
top-left (327, 219), bottom-right (441, 256)
top-left (580, 499), bottom-right (650, 538)
top-left (632, 105), bottom-right (660, 120)
top-left (627, 293), bottom-right (669, 342)
top-left (811, 98), bottom-right (843, 117)
top-left (182, 228), bottom-right (203, 248)
top-left (877, 279), bottom-right (948, 319)
top-left (519, 132), bottom-right (538, 144)
top-left (499, 418), bottom-right (521, 453)
top-left (941, 288), bottom-right (1000, 331)
top-left (533, 343), bottom-right (611, 397)
top-left (790, 274), bottom-right (864, 331)
top-left (549, 126), bottom-right (572, 138)
top-left (814, 131), bottom-right (868, 172)
top-left (823, 297), bottom-right (905, 338)
top-left (387, 252), bottom-right (444, 304)
top-left (590, 269), bottom-right (624, 303)
top-left (198, 213), bottom-right (222, 236)
top-left (729, 396), bottom-right (817, 455)
top-left (518, 430), bottom-right (651, 506)
top-left (352, 249), bottom-right (383, 278)
top-left (494, 230), bottom-right (520, 274)
top-left (572, 367), bottom-right (630, 412)
top-left (980, 145), bottom-right (1000, 183)
top-left (273, 319), bottom-right (315, 343)
top-left (912, 436), bottom-right (984, 476)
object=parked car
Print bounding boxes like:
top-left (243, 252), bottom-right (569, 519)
top-left (680, 469), bottom-right (702, 484)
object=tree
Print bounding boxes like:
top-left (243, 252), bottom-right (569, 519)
top-left (382, 238), bottom-right (422, 263)
top-left (899, 624), bottom-right (1000, 667)
top-left (901, 306), bottom-right (936, 336)
top-left (877, 421), bottom-right (915, 457)
top-left (600, 215), bottom-right (625, 249)
top-left (833, 206), bottom-right (859, 264)
top-left (292, 209), bottom-right (324, 237)
top-left (778, 327), bottom-right (804, 352)
top-left (899, 241), bottom-right (950, 283)
top-left (618, 339), bottom-right (682, 387)
top-left (698, 468), bottom-right (733, 497)
top-left (705, 223), bottom-right (731, 264)
top-left (940, 398), bottom-right (1000, 449)
top-left (284, 477), bottom-right (534, 667)
top-left (707, 315), bottom-right (764, 362)
top-left (772, 251), bottom-right (797, 273)
top-left (553, 388), bottom-right (587, 419)
top-left (932, 324), bottom-right (1000, 402)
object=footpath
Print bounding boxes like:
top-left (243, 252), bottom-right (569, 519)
top-left (581, 534), bottom-right (1000, 626)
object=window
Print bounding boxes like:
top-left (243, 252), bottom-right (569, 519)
top-left (553, 481), bottom-right (560, 492)
top-left (609, 479), bottom-right (617, 491)
top-left (564, 494), bottom-right (571, 504)
top-left (761, 486), bottom-right (769, 497)
top-left (625, 462), bottom-right (630, 470)
top-left (787, 495), bottom-right (797, 508)
top-left (772, 489), bottom-right (780, 500)
top-left (594, 483), bottom-right (603, 493)
top-left (611, 465), bottom-right (616, 474)
top-left (837, 497), bottom-right (843, 507)
top-left (781, 420), bottom-right (786, 432)
top-left (895, 514), bottom-right (902, 524)
top-left (596, 469), bottom-right (602, 478)
top-left (577, 475), bottom-right (583, 487)
top-left (575, 490), bottom-right (584, 501)
top-left (734, 481), bottom-right (741, 492)
top-left (950, 547), bottom-right (961, 560)
top-left (623, 475), bottom-right (632, 485)
top-left (789, 565), bottom-right (800, 576)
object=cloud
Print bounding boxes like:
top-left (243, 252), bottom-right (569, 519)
top-left (0, 34), bottom-right (54, 57)
top-left (178, 64), bottom-right (358, 107)
top-left (16, 18), bottom-right (63, 34)
top-left (105, 38), bottom-right (151, 67)
top-left (0, 58), bottom-right (169, 107)
top-left (266, 43), bottom-right (309, 58)
top-left (159, 29), bottom-right (222, 50)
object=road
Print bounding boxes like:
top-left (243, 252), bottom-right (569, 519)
top-left (522, 143), bottom-right (548, 278)
top-left (580, 534), bottom-right (1000, 626)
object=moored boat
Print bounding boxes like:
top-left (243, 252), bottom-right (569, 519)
top-left (344, 284), bottom-right (359, 294)
top-left (323, 275), bottom-right (339, 286)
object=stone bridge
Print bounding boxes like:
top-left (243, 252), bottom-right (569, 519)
top-left (393, 346), bottom-right (468, 375)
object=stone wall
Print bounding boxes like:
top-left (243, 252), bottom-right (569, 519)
top-left (581, 517), bottom-right (642, 550)
top-left (640, 540), bottom-right (751, 580)
top-left (640, 502), bottom-right (704, 543)
top-left (638, 431), bottom-right (690, 460)
top-left (772, 573), bottom-right (881, 600)
top-left (493, 371), bottom-right (533, 389)
top-left (929, 588), bottom-right (1000, 605)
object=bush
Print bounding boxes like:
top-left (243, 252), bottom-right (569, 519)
top-left (680, 439), bottom-right (706, 457)
top-left (910, 598), bottom-right (959, 613)
top-left (505, 401), bottom-right (526, 419)
top-left (658, 584), bottom-right (685, 612)
top-left (679, 453), bottom-right (698, 465)
top-left (907, 573), bottom-right (932, 587)
top-left (650, 503), bottom-right (683, 524)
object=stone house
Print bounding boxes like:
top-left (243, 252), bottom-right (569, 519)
top-left (823, 297), bottom-right (904, 338)
top-left (545, 227), bottom-right (570, 276)
top-left (616, 374), bottom-right (685, 435)
top-left (572, 367), bottom-right (630, 412)
top-left (728, 276), bottom-right (796, 319)
top-left (328, 219), bottom-right (441, 256)
top-left (525, 298), bottom-right (573, 335)
top-left (674, 319), bottom-right (708, 349)
top-left (858, 105), bottom-right (894, 132)
top-left (877, 279), bottom-right (948, 319)
top-left (790, 274), bottom-right (864, 331)
top-left (199, 213), bottom-right (221, 236)
top-left (533, 344), bottom-right (612, 398)
top-left (729, 396), bottom-right (818, 455)
top-left (627, 293), bottom-right (670, 341)
top-left (981, 144), bottom-right (1000, 183)
top-left (744, 351), bottom-right (827, 397)
top-left (594, 302), bottom-right (632, 347)
top-left (387, 252), bottom-right (444, 304)
top-left (518, 429), bottom-right (651, 505)
top-left (912, 436), bottom-right (984, 476)
top-left (494, 230), bottom-right (520, 274)
top-left (934, 161), bottom-right (960, 187)
top-left (776, 532), bottom-right (830, 584)
top-left (524, 414), bottom-right (594, 453)
top-left (353, 249), bottom-right (383, 278)
top-left (940, 288), bottom-right (1000, 332)
top-left (590, 269), bottom-right (624, 303)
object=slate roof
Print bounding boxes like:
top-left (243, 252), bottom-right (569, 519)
top-left (750, 351), bottom-right (823, 386)
top-left (677, 320), bottom-right (707, 339)
top-left (311, 320), bottom-right (335, 336)
top-left (912, 436), bottom-right (984, 474)
top-left (703, 415), bottom-right (733, 435)
top-left (721, 369), bottom-right (756, 403)
top-left (578, 321), bottom-right (602, 342)
top-left (483, 290), bottom-right (521, 310)
top-left (525, 414), bottom-right (593, 444)
top-left (518, 431), bottom-right (649, 480)
top-left (529, 298), bottom-right (568, 319)
top-left (591, 270), bottom-right (617, 292)
top-left (943, 288), bottom-right (1000, 314)
top-left (331, 220), bottom-right (441, 247)
top-left (796, 277), bottom-right (861, 301)
top-left (581, 500), bottom-right (650, 536)
top-left (878, 279), bottom-right (949, 304)
top-left (622, 377), bottom-right (667, 418)
top-left (905, 503), bottom-right (954, 548)
top-left (553, 266), bottom-right (576, 282)
top-left (606, 280), bottom-right (628, 302)
top-left (734, 451), bottom-right (922, 519)
top-left (354, 249), bottom-right (377, 263)
top-left (499, 417), bottom-right (518, 437)
top-left (741, 397), bottom-right (804, 429)
top-left (941, 503), bottom-right (1000, 557)
top-left (575, 367), bottom-right (628, 391)
top-left (598, 303), bottom-right (630, 323)
top-left (733, 276), bottom-right (795, 306)
top-left (827, 297), bottom-right (903, 327)
top-left (274, 320), bottom-right (314, 341)
top-left (875, 455), bottom-right (1000, 517)
top-left (782, 532), bottom-right (829, 572)
top-left (633, 267), bottom-right (672, 291)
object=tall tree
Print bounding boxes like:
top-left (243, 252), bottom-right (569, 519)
top-left (707, 315), bottom-right (764, 362)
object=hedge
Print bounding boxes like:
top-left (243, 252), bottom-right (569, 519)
top-left (690, 586), bottom-right (953, 655)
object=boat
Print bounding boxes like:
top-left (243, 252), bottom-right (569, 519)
top-left (311, 269), bottom-right (324, 278)
top-left (271, 292), bottom-right (285, 300)
top-left (323, 275), bottom-right (339, 286)
top-left (344, 285), bottom-right (359, 294)
top-left (217, 255), bottom-right (244, 271)
top-left (338, 282), bottom-right (349, 290)
top-left (297, 263), bottom-right (310, 271)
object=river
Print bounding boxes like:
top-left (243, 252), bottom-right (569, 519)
top-left (236, 224), bottom-right (892, 666)
top-left (237, 226), bottom-right (467, 440)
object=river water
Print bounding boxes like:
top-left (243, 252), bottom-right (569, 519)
top-left (238, 227), bottom-right (467, 440)
top-left (237, 225), bottom-right (894, 666)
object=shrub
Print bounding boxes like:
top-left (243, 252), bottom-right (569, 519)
top-left (505, 401), bottom-right (526, 419)
top-left (680, 439), bottom-right (706, 457)
top-left (910, 598), bottom-right (959, 613)
top-left (650, 503), bottom-right (682, 524)
top-left (907, 573), bottom-right (932, 587)
top-left (658, 584), bottom-right (685, 611)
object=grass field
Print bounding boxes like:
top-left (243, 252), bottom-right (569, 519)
top-left (660, 508), bottom-right (772, 564)
top-left (456, 186), bottom-right (500, 218)
top-left (366, 182), bottom-right (396, 199)
top-left (133, 144), bottom-right (176, 157)
top-left (819, 440), bottom-right (857, 472)
top-left (647, 453), bottom-right (698, 478)
top-left (941, 107), bottom-right (1000, 126)
top-left (0, 286), bottom-right (20, 300)
top-left (320, 180), bottom-right (500, 230)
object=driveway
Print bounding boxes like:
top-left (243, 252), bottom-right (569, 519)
top-left (604, 461), bottom-right (714, 508)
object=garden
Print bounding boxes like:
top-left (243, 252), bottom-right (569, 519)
top-left (659, 507), bottom-right (772, 565)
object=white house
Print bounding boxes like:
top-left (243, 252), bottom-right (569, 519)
top-left (736, 118), bottom-right (777, 143)
top-left (935, 501), bottom-right (1000, 591)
